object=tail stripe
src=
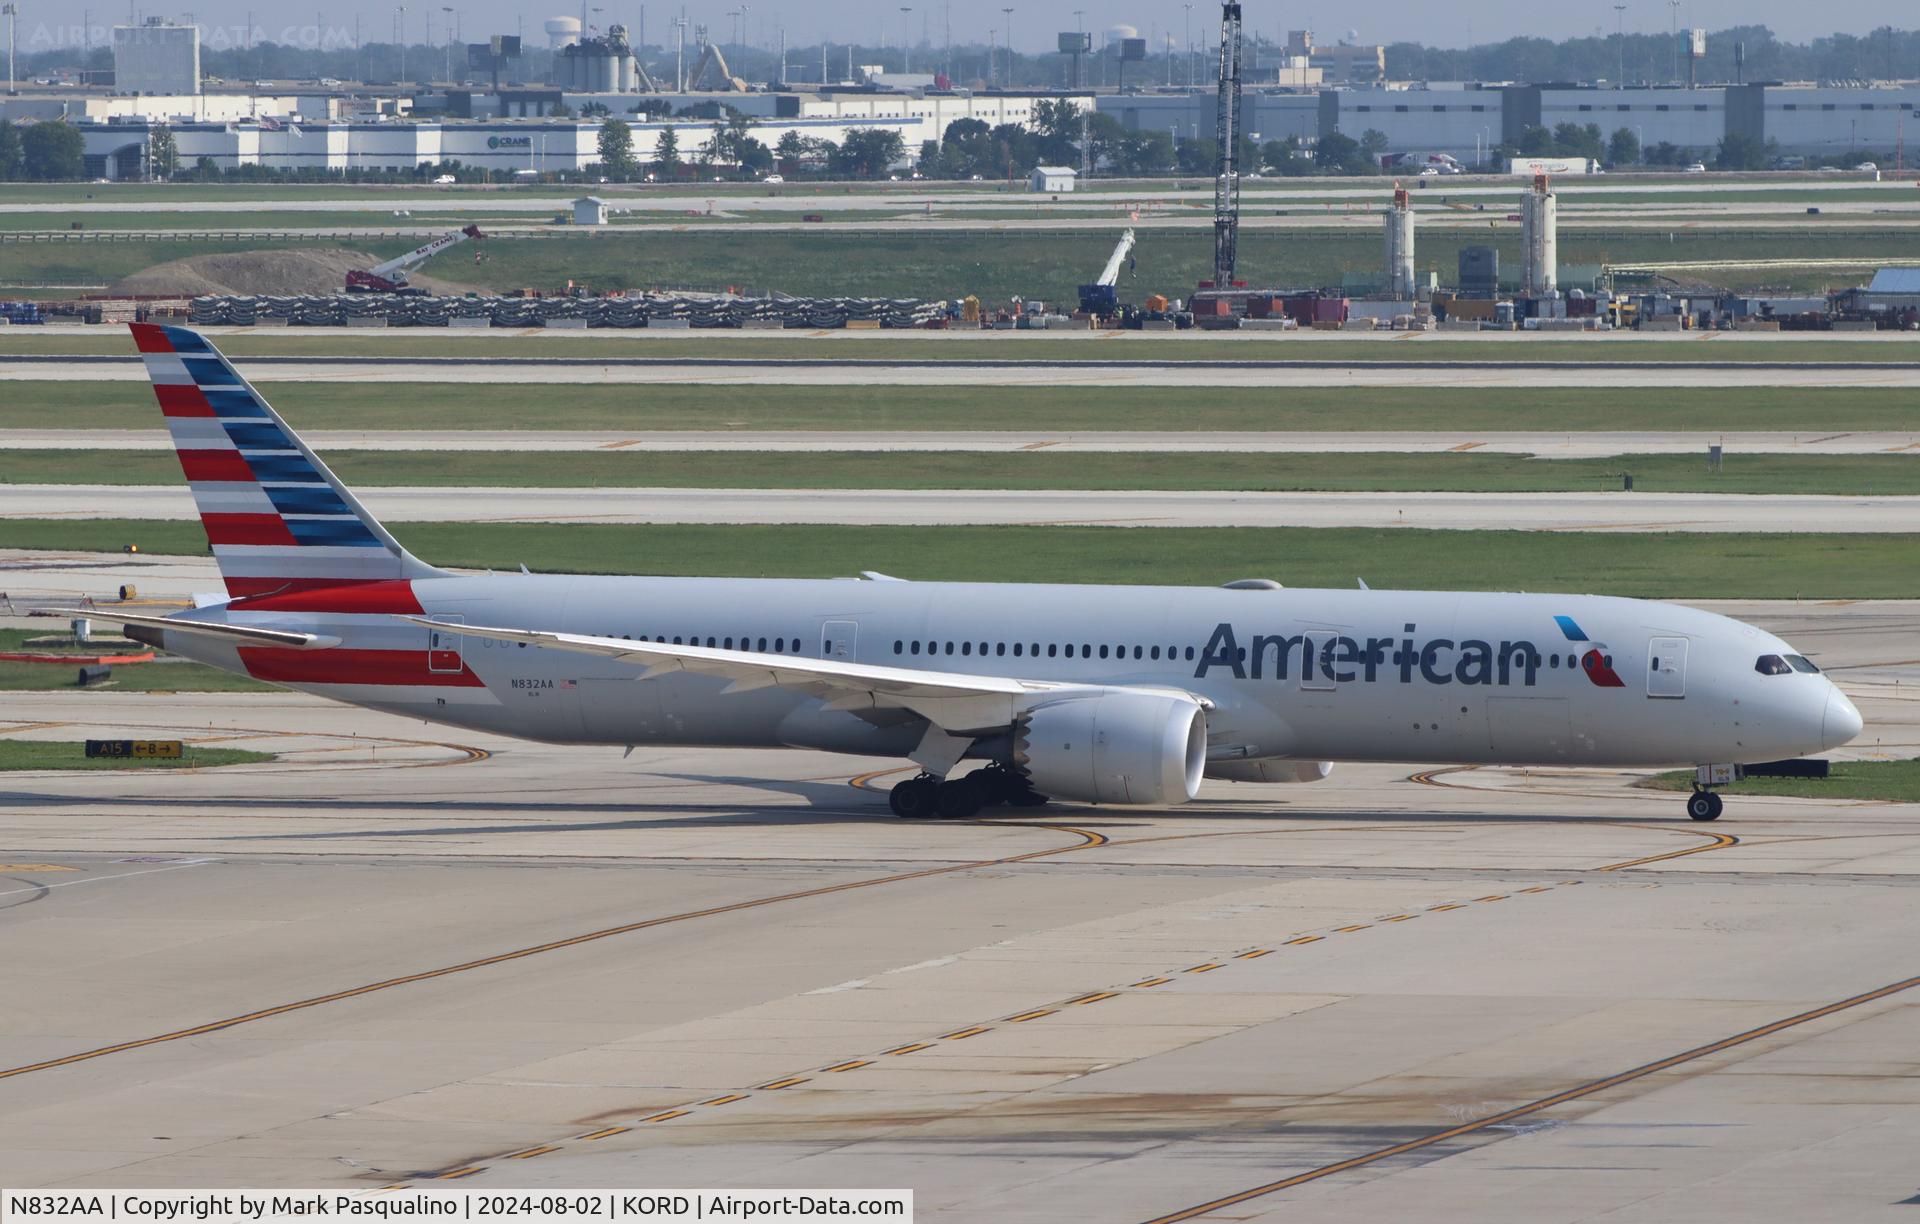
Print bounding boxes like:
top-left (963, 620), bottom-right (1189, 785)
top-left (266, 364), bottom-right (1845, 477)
top-left (128, 322), bottom-right (437, 598)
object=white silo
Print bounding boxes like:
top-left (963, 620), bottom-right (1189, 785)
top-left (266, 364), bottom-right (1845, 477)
top-left (545, 16), bottom-right (582, 49)
top-left (1384, 184), bottom-right (1416, 299)
top-left (1521, 174), bottom-right (1558, 298)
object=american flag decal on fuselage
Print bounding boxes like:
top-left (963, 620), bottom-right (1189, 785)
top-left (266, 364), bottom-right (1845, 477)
top-left (131, 322), bottom-right (436, 598)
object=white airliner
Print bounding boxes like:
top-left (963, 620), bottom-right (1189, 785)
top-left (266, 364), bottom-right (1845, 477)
top-left (65, 324), bottom-right (1862, 823)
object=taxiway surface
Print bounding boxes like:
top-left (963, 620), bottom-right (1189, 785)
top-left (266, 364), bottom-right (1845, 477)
top-left (0, 588), bottom-right (1916, 1221)
top-left (10, 429), bottom-right (1916, 458)
top-left (7, 484), bottom-right (1916, 532)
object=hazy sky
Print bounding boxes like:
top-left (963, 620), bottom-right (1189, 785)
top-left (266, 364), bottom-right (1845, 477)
top-left (66, 2), bottom-right (1919, 52)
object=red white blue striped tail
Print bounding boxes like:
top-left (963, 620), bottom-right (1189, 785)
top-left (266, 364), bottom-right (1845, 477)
top-left (130, 322), bottom-right (443, 598)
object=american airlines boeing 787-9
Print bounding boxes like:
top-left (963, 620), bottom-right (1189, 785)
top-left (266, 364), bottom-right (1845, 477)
top-left (60, 324), bottom-right (1863, 823)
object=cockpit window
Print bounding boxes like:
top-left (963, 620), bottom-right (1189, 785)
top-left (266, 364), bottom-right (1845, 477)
top-left (1785, 654), bottom-right (1821, 674)
top-left (1754, 654), bottom-right (1792, 676)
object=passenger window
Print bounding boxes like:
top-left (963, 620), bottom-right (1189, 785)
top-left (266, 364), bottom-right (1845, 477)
top-left (962, 642), bottom-right (972, 656)
top-left (1151, 646), bottom-right (1161, 660)
top-left (1013, 643), bottom-right (1023, 657)
top-left (1099, 645), bottom-right (1109, 659)
top-left (724, 637), bottom-right (734, 649)
top-left (893, 640), bottom-right (903, 655)
top-left (1185, 646), bottom-right (1196, 661)
top-left (944, 642), bottom-right (955, 655)
top-left (1549, 655), bottom-right (1559, 668)
top-left (1133, 646), bottom-right (1143, 660)
top-left (1755, 654), bottom-right (1792, 676)
top-left (1081, 645), bottom-right (1092, 658)
top-left (1047, 644), bottom-right (1057, 657)
top-left (758, 637), bottom-right (768, 651)
top-left (1786, 654), bottom-right (1821, 674)
top-left (996, 643), bottom-right (1006, 656)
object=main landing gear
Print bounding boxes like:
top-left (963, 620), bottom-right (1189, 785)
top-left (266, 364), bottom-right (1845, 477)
top-left (1686, 788), bottom-right (1725, 822)
top-left (888, 766), bottom-right (1049, 820)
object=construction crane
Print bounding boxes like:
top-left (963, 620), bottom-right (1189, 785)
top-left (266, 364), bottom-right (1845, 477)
top-left (686, 25), bottom-right (749, 92)
top-left (346, 225), bottom-right (485, 294)
top-left (1210, 1), bottom-right (1243, 288)
top-left (1077, 228), bottom-right (1137, 317)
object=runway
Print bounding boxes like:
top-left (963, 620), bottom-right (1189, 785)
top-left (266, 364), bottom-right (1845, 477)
top-left (0, 583), bottom-right (1914, 1217)
top-left (9, 428), bottom-right (1917, 458)
top-left (9, 357), bottom-right (1920, 388)
top-left (9, 483), bottom-right (1916, 532)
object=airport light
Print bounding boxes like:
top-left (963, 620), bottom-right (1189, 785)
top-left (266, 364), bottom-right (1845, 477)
top-left (1001, 6), bottom-right (1014, 88)
top-left (3, 3), bottom-right (15, 99)
top-left (1614, 4), bottom-right (1626, 85)
top-left (442, 5), bottom-right (453, 82)
top-left (900, 6), bottom-right (911, 72)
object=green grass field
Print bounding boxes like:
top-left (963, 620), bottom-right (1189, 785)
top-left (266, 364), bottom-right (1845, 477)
top-left (0, 629), bottom-right (277, 692)
top-left (1643, 759), bottom-right (1920, 802)
top-left (9, 380), bottom-right (1919, 433)
top-left (0, 740), bottom-right (275, 770)
top-left (7, 448), bottom-right (1916, 496)
top-left (5, 224), bottom-right (1918, 300)
top-left (4, 520), bottom-right (1913, 599)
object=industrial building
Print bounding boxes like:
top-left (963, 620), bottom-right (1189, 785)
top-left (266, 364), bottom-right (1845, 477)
top-left (61, 114), bottom-right (947, 179)
top-left (111, 18), bottom-right (201, 96)
top-left (1096, 81), bottom-right (1920, 161)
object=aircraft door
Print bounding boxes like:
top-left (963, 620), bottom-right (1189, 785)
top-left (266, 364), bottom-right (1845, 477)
top-left (1647, 636), bottom-right (1688, 699)
top-left (426, 616), bottom-right (465, 674)
top-left (822, 620), bottom-right (859, 662)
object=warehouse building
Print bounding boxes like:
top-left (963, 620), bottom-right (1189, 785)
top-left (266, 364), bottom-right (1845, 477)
top-left (66, 115), bottom-right (940, 179)
top-left (112, 18), bottom-right (201, 96)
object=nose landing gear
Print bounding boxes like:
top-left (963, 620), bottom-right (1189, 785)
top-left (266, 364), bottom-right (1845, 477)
top-left (1686, 788), bottom-right (1724, 822)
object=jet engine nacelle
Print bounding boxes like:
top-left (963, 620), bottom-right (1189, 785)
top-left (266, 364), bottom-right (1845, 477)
top-left (1016, 692), bottom-right (1206, 806)
top-left (1209, 760), bottom-right (1334, 784)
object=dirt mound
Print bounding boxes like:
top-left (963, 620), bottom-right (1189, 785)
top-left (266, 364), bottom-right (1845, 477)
top-left (112, 247), bottom-right (456, 297)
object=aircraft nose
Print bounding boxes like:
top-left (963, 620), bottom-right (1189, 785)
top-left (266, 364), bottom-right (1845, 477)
top-left (1823, 687), bottom-right (1864, 750)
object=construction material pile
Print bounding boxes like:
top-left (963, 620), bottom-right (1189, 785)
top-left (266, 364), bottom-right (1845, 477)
top-left (186, 293), bottom-right (946, 329)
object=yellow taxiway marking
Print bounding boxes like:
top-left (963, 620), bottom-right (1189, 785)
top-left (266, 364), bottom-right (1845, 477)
top-left (434, 1168), bottom-right (483, 1180)
top-left (1131, 977), bottom-right (1173, 988)
top-left (1235, 949), bottom-right (1273, 959)
top-left (0, 864), bottom-right (76, 872)
top-left (940, 1026), bottom-right (991, 1040)
top-left (1447, 441), bottom-right (1486, 452)
top-left (1284, 935), bottom-right (1324, 945)
top-left (1382, 914), bottom-right (1417, 923)
top-left (504, 1146), bottom-right (557, 1160)
top-left (1006, 1009), bottom-right (1057, 1022)
top-left (884, 1043), bottom-right (932, 1056)
top-left (758, 1076), bottom-right (810, 1090)
top-left (1334, 924), bottom-right (1372, 933)
top-left (1069, 992), bottom-right (1118, 1005)
top-left (1185, 963), bottom-right (1223, 973)
top-left (643, 1109), bottom-right (692, 1122)
top-left (576, 1127), bottom-right (629, 1141)
top-left (822, 1061), bottom-right (872, 1073)
top-left (1476, 895), bottom-right (1509, 903)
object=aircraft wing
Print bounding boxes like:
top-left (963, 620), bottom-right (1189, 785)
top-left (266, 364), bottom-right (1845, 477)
top-left (410, 617), bottom-right (1204, 738)
top-left (34, 608), bottom-right (340, 650)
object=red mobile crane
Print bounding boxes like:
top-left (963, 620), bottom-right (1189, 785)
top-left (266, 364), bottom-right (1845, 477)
top-left (346, 225), bottom-right (485, 294)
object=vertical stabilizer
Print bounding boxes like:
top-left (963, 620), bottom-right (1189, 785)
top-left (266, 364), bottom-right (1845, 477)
top-left (129, 322), bottom-right (442, 598)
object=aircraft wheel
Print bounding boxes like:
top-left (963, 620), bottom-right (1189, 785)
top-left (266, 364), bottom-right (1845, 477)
top-left (1687, 790), bottom-right (1723, 822)
top-left (888, 776), bottom-right (939, 820)
top-left (934, 777), bottom-right (985, 820)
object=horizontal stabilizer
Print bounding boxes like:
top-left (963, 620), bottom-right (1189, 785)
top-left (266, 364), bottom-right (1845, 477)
top-left (35, 608), bottom-right (340, 650)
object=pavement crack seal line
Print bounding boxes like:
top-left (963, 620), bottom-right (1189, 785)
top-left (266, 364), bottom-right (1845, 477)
top-left (1136, 969), bottom-right (1920, 1224)
top-left (0, 822), bottom-right (1109, 1084)
top-left (411, 875), bottom-right (1579, 1184)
